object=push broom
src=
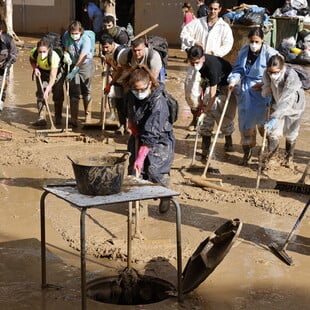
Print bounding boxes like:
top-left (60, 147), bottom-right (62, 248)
top-left (269, 198), bottom-right (310, 265)
top-left (190, 89), bottom-right (232, 192)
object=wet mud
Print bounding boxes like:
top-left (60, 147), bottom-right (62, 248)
top-left (0, 37), bottom-right (309, 309)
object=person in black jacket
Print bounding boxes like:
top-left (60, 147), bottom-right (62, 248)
top-left (125, 65), bottom-right (175, 212)
top-left (0, 20), bottom-right (18, 112)
top-left (196, 0), bottom-right (208, 18)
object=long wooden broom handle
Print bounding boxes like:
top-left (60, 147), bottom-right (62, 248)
top-left (202, 89), bottom-right (232, 178)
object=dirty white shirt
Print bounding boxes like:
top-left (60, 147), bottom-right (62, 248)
top-left (180, 17), bottom-right (233, 57)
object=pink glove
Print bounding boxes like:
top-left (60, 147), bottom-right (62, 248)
top-left (34, 68), bottom-right (41, 77)
top-left (134, 145), bottom-right (150, 175)
top-left (43, 85), bottom-right (51, 100)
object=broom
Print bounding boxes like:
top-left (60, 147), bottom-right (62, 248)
top-left (269, 198), bottom-right (310, 265)
top-left (275, 160), bottom-right (310, 194)
top-left (190, 89), bottom-right (232, 192)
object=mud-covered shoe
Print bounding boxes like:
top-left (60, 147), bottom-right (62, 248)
top-left (32, 119), bottom-right (47, 127)
top-left (224, 135), bottom-right (234, 152)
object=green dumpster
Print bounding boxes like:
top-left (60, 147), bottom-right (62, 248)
top-left (269, 17), bottom-right (304, 48)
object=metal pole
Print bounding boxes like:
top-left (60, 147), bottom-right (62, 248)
top-left (127, 201), bottom-right (133, 269)
top-left (170, 198), bottom-right (183, 302)
top-left (80, 208), bottom-right (87, 310)
top-left (40, 191), bottom-right (49, 288)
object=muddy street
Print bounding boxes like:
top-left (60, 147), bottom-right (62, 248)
top-left (0, 36), bottom-right (309, 310)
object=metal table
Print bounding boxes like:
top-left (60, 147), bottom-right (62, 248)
top-left (40, 181), bottom-right (182, 310)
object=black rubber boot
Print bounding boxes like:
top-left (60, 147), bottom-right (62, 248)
top-left (242, 145), bottom-right (252, 165)
top-left (285, 139), bottom-right (296, 166)
top-left (54, 101), bottom-right (63, 125)
top-left (224, 135), bottom-right (234, 152)
top-left (188, 109), bottom-right (199, 131)
top-left (69, 100), bottom-right (79, 127)
top-left (201, 136), bottom-right (211, 159)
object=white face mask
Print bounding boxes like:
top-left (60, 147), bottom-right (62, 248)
top-left (249, 43), bottom-right (262, 53)
top-left (194, 62), bottom-right (203, 71)
top-left (132, 89), bottom-right (150, 100)
top-left (71, 33), bottom-right (81, 41)
top-left (269, 72), bottom-right (281, 81)
top-left (40, 52), bottom-right (48, 60)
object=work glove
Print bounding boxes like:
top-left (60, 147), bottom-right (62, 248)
top-left (63, 52), bottom-right (72, 66)
top-left (134, 145), bottom-right (150, 176)
top-left (66, 66), bottom-right (79, 81)
top-left (104, 83), bottom-right (111, 95)
top-left (264, 117), bottom-right (277, 133)
top-left (34, 68), bottom-right (41, 77)
top-left (43, 84), bottom-right (51, 100)
top-left (197, 113), bottom-right (206, 126)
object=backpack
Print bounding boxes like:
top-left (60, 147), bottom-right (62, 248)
top-left (114, 26), bottom-right (130, 45)
top-left (285, 65), bottom-right (310, 90)
top-left (163, 90), bottom-right (179, 124)
top-left (83, 30), bottom-right (96, 57)
top-left (127, 35), bottom-right (169, 69)
top-left (33, 32), bottom-right (64, 66)
top-left (146, 35), bottom-right (169, 68)
top-left (113, 44), bottom-right (127, 62)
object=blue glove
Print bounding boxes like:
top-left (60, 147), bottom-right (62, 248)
top-left (66, 66), bottom-right (79, 81)
top-left (63, 52), bottom-right (72, 66)
top-left (264, 118), bottom-right (276, 132)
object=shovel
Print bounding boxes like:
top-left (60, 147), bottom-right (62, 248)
top-left (190, 89), bottom-right (232, 192)
top-left (269, 198), bottom-right (310, 265)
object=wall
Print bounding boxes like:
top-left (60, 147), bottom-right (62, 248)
top-left (13, 0), bottom-right (74, 35)
top-left (135, 0), bottom-right (185, 47)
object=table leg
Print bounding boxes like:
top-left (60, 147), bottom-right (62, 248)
top-left (127, 201), bottom-right (133, 269)
top-left (170, 198), bottom-right (183, 302)
top-left (40, 191), bottom-right (49, 288)
top-left (80, 208), bottom-right (87, 310)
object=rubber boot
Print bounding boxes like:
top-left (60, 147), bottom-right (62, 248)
top-left (284, 140), bottom-right (296, 167)
top-left (267, 137), bottom-right (279, 160)
top-left (242, 145), bottom-right (252, 165)
top-left (69, 100), bottom-right (79, 127)
top-left (83, 98), bottom-right (92, 123)
top-left (224, 135), bottom-right (234, 152)
top-left (188, 109), bottom-right (198, 131)
top-left (32, 100), bottom-right (47, 127)
top-left (115, 98), bottom-right (128, 135)
top-left (54, 101), bottom-right (63, 125)
top-left (107, 98), bottom-right (117, 121)
top-left (201, 135), bottom-right (211, 159)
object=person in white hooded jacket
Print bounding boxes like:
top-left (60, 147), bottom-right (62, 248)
top-left (180, 0), bottom-right (233, 131)
top-left (262, 54), bottom-right (306, 167)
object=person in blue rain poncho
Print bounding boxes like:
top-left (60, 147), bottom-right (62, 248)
top-left (262, 54), bottom-right (306, 167)
top-left (227, 27), bottom-right (278, 165)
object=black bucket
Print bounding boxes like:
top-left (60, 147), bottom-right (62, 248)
top-left (68, 153), bottom-right (129, 196)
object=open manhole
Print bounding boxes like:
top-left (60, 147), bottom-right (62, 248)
top-left (87, 268), bottom-right (176, 305)
top-left (87, 219), bottom-right (242, 305)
